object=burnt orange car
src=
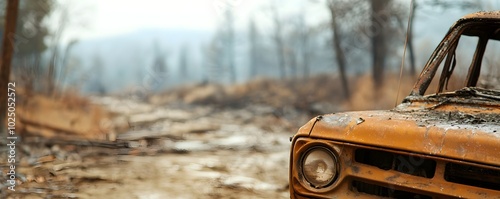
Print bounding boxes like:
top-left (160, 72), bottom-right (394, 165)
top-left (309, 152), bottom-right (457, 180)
top-left (289, 12), bottom-right (500, 198)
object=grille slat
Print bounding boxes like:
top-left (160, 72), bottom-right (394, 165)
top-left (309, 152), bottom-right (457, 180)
top-left (355, 148), bottom-right (436, 178)
top-left (444, 163), bottom-right (500, 191)
top-left (352, 180), bottom-right (432, 199)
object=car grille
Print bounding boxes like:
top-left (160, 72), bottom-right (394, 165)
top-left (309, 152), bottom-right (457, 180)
top-left (353, 148), bottom-right (500, 198)
top-left (355, 148), bottom-right (437, 178)
top-left (352, 180), bottom-right (432, 199)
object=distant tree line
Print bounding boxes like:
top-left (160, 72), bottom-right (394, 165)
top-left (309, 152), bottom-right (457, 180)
top-left (201, 0), bottom-right (481, 99)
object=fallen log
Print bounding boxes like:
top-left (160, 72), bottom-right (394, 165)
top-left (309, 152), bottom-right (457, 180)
top-left (24, 137), bottom-right (129, 149)
top-left (116, 130), bottom-right (183, 141)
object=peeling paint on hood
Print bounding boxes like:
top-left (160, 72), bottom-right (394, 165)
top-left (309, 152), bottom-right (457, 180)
top-left (302, 100), bottom-right (500, 167)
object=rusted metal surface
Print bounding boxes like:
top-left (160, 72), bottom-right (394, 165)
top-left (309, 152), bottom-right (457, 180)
top-left (290, 11), bottom-right (500, 199)
top-left (290, 101), bottom-right (500, 198)
top-left (305, 102), bottom-right (500, 167)
top-left (290, 138), bottom-right (500, 198)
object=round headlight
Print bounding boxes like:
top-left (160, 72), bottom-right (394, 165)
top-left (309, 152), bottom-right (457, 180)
top-left (301, 147), bottom-right (338, 188)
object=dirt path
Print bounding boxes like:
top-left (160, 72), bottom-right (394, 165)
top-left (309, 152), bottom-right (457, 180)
top-left (3, 97), bottom-right (304, 199)
top-left (75, 151), bottom-right (290, 199)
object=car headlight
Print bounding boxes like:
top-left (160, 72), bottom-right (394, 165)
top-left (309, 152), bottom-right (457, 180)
top-left (301, 146), bottom-right (339, 188)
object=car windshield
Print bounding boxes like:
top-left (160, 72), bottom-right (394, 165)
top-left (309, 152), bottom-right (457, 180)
top-left (423, 25), bottom-right (500, 96)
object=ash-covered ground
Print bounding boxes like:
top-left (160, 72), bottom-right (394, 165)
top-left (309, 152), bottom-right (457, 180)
top-left (2, 95), bottom-right (314, 199)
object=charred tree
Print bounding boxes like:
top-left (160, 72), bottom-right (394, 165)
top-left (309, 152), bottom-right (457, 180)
top-left (151, 42), bottom-right (168, 91)
top-left (327, 1), bottom-right (350, 100)
top-left (179, 44), bottom-right (189, 78)
top-left (297, 12), bottom-right (311, 79)
top-left (89, 54), bottom-right (106, 95)
top-left (224, 9), bottom-right (236, 83)
top-left (248, 18), bottom-right (259, 78)
top-left (47, 2), bottom-right (69, 96)
top-left (58, 39), bottom-right (78, 91)
top-left (407, 3), bottom-right (416, 76)
top-left (286, 47), bottom-right (298, 78)
top-left (270, 3), bottom-right (287, 79)
top-left (0, 0), bottom-right (19, 133)
top-left (371, 0), bottom-right (390, 89)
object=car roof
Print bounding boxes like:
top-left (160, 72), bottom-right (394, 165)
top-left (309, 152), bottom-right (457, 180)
top-left (461, 11), bottom-right (500, 20)
top-left (452, 11), bottom-right (500, 40)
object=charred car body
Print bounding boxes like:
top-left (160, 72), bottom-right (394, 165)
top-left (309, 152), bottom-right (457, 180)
top-left (289, 12), bottom-right (500, 198)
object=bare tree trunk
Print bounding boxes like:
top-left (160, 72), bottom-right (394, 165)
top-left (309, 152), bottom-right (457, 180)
top-left (287, 48), bottom-right (297, 78)
top-left (0, 0), bottom-right (19, 134)
top-left (371, 0), bottom-right (389, 89)
top-left (179, 44), bottom-right (189, 78)
top-left (271, 5), bottom-right (286, 79)
top-left (58, 39), bottom-right (78, 92)
top-left (249, 19), bottom-right (258, 78)
top-left (297, 10), bottom-right (310, 79)
top-left (47, 47), bottom-right (58, 95)
top-left (275, 37), bottom-right (286, 79)
top-left (408, 3), bottom-right (416, 76)
top-left (226, 10), bottom-right (236, 83)
top-left (47, 5), bottom-right (69, 96)
top-left (302, 43), bottom-right (310, 79)
top-left (328, 2), bottom-right (350, 100)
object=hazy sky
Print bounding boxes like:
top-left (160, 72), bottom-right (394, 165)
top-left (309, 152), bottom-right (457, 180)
top-left (58, 0), bottom-right (322, 43)
top-left (55, 0), bottom-right (500, 44)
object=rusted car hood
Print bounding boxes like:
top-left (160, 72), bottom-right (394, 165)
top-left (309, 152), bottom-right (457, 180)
top-left (299, 101), bottom-right (500, 167)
